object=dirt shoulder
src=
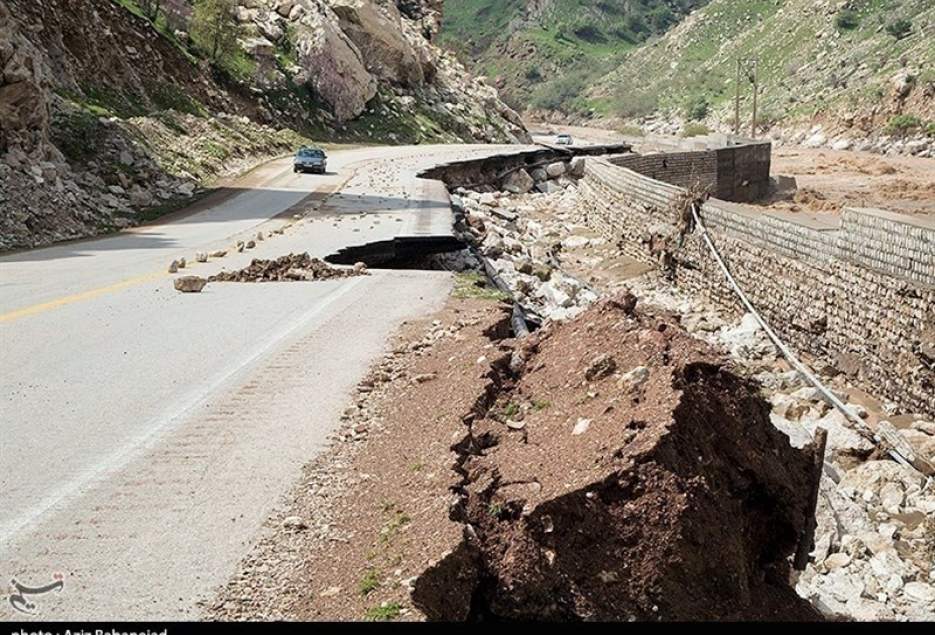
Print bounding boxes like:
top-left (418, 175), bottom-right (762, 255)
top-left (207, 283), bottom-right (820, 622)
top-left (207, 289), bottom-right (513, 621)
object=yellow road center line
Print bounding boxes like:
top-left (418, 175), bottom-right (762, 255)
top-left (2, 161), bottom-right (357, 326)
top-left (0, 270), bottom-right (169, 324)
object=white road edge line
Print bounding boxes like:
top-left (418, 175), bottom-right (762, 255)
top-left (0, 275), bottom-right (368, 547)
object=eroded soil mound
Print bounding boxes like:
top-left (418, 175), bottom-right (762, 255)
top-left (419, 292), bottom-right (823, 621)
top-left (209, 253), bottom-right (367, 283)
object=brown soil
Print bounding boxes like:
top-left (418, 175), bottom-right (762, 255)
top-left (208, 253), bottom-right (366, 283)
top-left (210, 287), bottom-right (823, 622)
top-left (789, 187), bottom-right (843, 213)
top-left (769, 147), bottom-right (935, 219)
top-left (433, 292), bottom-right (822, 621)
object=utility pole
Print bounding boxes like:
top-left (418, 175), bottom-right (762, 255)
top-left (734, 58), bottom-right (759, 139)
top-left (734, 59), bottom-right (741, 135)
top-left (749, 59), bottom-right (758, 139)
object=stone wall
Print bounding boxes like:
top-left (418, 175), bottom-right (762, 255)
top-left (610, 150), bottom-right (718, 192)
top-left (578, 158), bottom-right (935, 417)
top-left (608, 140), bottom-right (772, 203)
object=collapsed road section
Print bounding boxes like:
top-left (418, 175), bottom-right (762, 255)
top-left (206, 141), bottom-right (932, 622)
top-left (321, 144), bottom-right (632, 270)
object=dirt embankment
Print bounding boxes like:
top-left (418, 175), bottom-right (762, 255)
top-left (211, 285), bottom-right (823, 621)
top-left (419, 292), bottom-right (822, 621)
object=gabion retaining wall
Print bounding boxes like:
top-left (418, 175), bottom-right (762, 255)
top-left (579, 158), bottom-right (934, 417)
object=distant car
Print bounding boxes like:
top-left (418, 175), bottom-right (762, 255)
top-left (294, 147), bottom-right (327, 174)
top-left (555, 133), bottom-right (574, 146)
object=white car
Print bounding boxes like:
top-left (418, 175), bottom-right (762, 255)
top-left (555, 133), bottom-right (574, 146)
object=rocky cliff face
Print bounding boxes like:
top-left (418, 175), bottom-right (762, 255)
top-left (0, 0), bottom-right (527, 251)
top-left (246, 0), bottom-right (526, 138)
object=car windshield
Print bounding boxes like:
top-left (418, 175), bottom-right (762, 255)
top-left (298, 149), bottom-right (324, 158)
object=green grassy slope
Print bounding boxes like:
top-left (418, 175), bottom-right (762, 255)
top-left (586, 0), bottom-right (935, 131)
top-left (440, 0), bottom-right (708, 113)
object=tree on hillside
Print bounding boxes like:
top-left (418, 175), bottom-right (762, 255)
top-left (190, 0), bottom-right (242, 63)
top-left (885, 19), bottom-right (912, 40)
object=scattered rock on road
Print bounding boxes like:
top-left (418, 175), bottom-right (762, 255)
top-left (209, 253), bottom-right (369, 283)
top-left (174, 276), bottom-right (207, 293)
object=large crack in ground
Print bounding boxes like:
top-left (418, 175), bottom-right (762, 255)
top-left (324, 236), bottom-right (467, 269)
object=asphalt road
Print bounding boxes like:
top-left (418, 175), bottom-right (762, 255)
top-left (0, 143), bottom-right (524, 620)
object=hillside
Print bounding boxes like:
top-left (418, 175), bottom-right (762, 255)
top-left (0, 0), bottom-right (528, 250)
top-left (582, 0), bottom-right (934, 151)
top-left (439, 0), bottom-right (708, 113)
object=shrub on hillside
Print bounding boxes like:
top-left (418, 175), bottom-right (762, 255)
top-left (572, 23), bottom-right (606, 43)
top-left (835, 10), bottom-right (860, 30)
top-left (755, 109), bottom-right (782, 128)
top-left (614, 90), bottom-right (658, 119)
top-left (647, 5), bottom-right (677, 33)
top-left (51, 108), bottom-right (102, 162)
top-left (885, 114), bottom-right (922, 136)
top-left (682, 122), bottom-right (710, 137)
top-left (626, 14), bottom-right (648, 36)
top-left (190, 0), bottom-right (242, 63)
top-left (683, 95), bottom-right (710, 121)
top-left (529, 75), bottom-right (587, 113)
top-left (885, 19), bottom-right (912, 40)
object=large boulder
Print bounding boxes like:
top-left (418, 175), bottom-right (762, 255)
top-left (501, 168), bottom-right (534, 194)
top-left (546, 161), bottom-right (567, 178)
top-left (327, 0), bottom-right (423, 87)
top-left (290, 0), bottom-right (377, 121)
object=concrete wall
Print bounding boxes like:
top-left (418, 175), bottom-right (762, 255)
top-left (579, 158), bottom-right (935, 417)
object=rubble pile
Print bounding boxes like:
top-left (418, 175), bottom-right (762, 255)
top-left (628, 280), bottom-right (935, 621)
top-left (421, 293), bottom-right (823, 621)
top-left (209, 253), bottom-right (368, 283)
top-left (450, 178), bottom-right (603, 322)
